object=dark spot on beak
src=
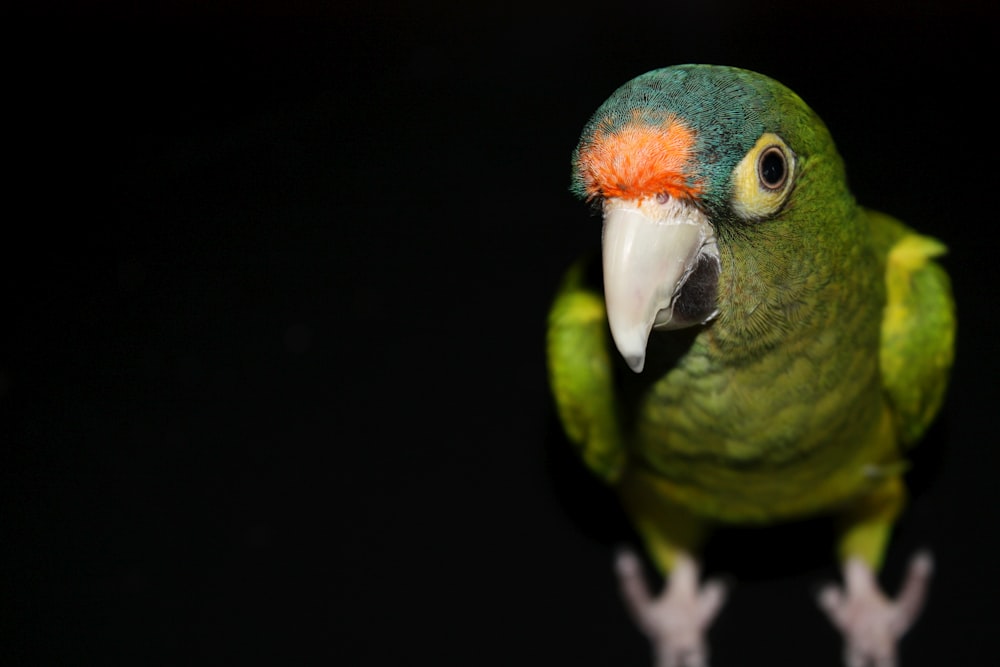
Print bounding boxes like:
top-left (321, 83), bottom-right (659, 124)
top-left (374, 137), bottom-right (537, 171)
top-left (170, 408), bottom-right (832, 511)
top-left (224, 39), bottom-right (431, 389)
top-left (674, 253), bottom-right (720, 324)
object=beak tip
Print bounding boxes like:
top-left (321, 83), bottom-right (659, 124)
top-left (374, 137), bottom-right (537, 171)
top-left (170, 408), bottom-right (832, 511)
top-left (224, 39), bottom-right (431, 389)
top-left (610, 326), bottom-right (649, 373)
top-left (624, 354), bottom-right (645, 373)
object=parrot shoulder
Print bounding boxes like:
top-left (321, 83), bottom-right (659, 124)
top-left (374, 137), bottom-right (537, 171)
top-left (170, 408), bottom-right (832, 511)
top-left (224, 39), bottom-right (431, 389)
top-left (547, 255), bottom-right (626, 483)
top-left (869, 209), bottom-right (956, 447)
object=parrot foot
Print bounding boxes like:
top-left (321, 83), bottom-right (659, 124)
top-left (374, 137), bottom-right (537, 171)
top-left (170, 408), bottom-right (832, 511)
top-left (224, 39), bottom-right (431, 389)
top-left (615, 549), bottom-right (727, 667)
top-left (817, 551), bottom-right (934, 667)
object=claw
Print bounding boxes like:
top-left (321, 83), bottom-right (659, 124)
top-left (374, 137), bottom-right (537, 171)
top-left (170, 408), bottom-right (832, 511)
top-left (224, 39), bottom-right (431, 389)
top-left (615, 549), bottom-right (727, 667)
top-left (818, 551), bottom-right (934, 667)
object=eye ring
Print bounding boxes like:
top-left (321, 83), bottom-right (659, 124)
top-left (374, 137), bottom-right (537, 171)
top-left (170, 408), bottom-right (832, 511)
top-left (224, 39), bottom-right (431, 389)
top-left (730, 132), bottom-right (795, 221)
top-left (757, 145), bottom-right (788, 190)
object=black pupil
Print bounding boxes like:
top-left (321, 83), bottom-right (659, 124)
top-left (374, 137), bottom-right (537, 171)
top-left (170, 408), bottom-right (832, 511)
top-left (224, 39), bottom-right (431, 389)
top-left (760, 149), bottom-right (785, 188)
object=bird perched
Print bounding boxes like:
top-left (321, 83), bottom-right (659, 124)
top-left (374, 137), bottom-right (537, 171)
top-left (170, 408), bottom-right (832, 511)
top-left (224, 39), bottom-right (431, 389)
top-left (546, 65), bottom-right (954, 667)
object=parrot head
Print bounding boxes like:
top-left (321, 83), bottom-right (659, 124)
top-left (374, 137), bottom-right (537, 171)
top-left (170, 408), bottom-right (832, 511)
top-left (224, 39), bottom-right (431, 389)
top-left (571, 64), bottom-right (850, 372)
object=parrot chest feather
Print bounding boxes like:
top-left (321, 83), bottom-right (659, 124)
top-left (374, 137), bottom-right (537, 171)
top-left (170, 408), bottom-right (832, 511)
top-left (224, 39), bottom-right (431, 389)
top-left (622, 278), bottom-right (898, 522)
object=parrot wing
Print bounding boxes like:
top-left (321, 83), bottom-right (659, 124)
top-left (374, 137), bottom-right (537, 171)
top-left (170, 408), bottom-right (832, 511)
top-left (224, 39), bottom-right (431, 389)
top-left (546, 255), bottom-right (626, 484)
top-left (872, 209), bottom-right (956, 448)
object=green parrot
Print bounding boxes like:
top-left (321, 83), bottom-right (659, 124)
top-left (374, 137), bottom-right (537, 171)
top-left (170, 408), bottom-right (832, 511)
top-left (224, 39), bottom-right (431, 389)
top-left (546, 64), bottom-right (955, 667)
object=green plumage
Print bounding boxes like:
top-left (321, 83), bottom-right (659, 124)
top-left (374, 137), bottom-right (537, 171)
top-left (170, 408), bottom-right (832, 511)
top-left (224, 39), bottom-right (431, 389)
top-left (547, 65), bottom-right (955, 573)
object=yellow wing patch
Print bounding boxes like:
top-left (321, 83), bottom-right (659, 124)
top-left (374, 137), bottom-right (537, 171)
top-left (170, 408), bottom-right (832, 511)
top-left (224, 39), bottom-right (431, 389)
top-left (883, 234), bottom-right (947, 332)
top-left (879, 222), bottom-right (956, 447)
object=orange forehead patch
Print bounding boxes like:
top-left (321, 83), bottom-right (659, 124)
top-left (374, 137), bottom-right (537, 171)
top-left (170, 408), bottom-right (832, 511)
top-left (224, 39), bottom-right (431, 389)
top-left (577, 115), bottom-right (701, 200)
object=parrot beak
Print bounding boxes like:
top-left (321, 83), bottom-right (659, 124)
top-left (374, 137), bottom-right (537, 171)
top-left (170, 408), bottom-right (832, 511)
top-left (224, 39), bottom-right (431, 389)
top-left (602, 196), bottom-right (720, 373)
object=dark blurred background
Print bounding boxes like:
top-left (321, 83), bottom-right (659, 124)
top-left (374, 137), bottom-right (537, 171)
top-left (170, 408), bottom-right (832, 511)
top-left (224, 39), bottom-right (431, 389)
top-left (3, 2), bottom-right (997, 665)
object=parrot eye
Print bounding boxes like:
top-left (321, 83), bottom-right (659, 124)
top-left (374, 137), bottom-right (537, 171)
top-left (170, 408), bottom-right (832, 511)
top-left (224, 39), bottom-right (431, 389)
top-left (758, 147), bottom-right (787, 190)
top-left (730, 133), bottom-right (796, 221)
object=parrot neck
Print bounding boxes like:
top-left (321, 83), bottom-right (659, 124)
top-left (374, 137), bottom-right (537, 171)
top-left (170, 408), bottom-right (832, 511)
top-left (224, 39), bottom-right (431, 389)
top-left (630, 213), bottom-right (889, 474)
top-left (708, 213), bottom-right (882, 365)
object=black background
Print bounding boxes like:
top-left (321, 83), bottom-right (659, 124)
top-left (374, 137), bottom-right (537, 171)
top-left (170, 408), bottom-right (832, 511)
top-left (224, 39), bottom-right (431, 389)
top-left (4, 2), bottom-right (998, 666)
